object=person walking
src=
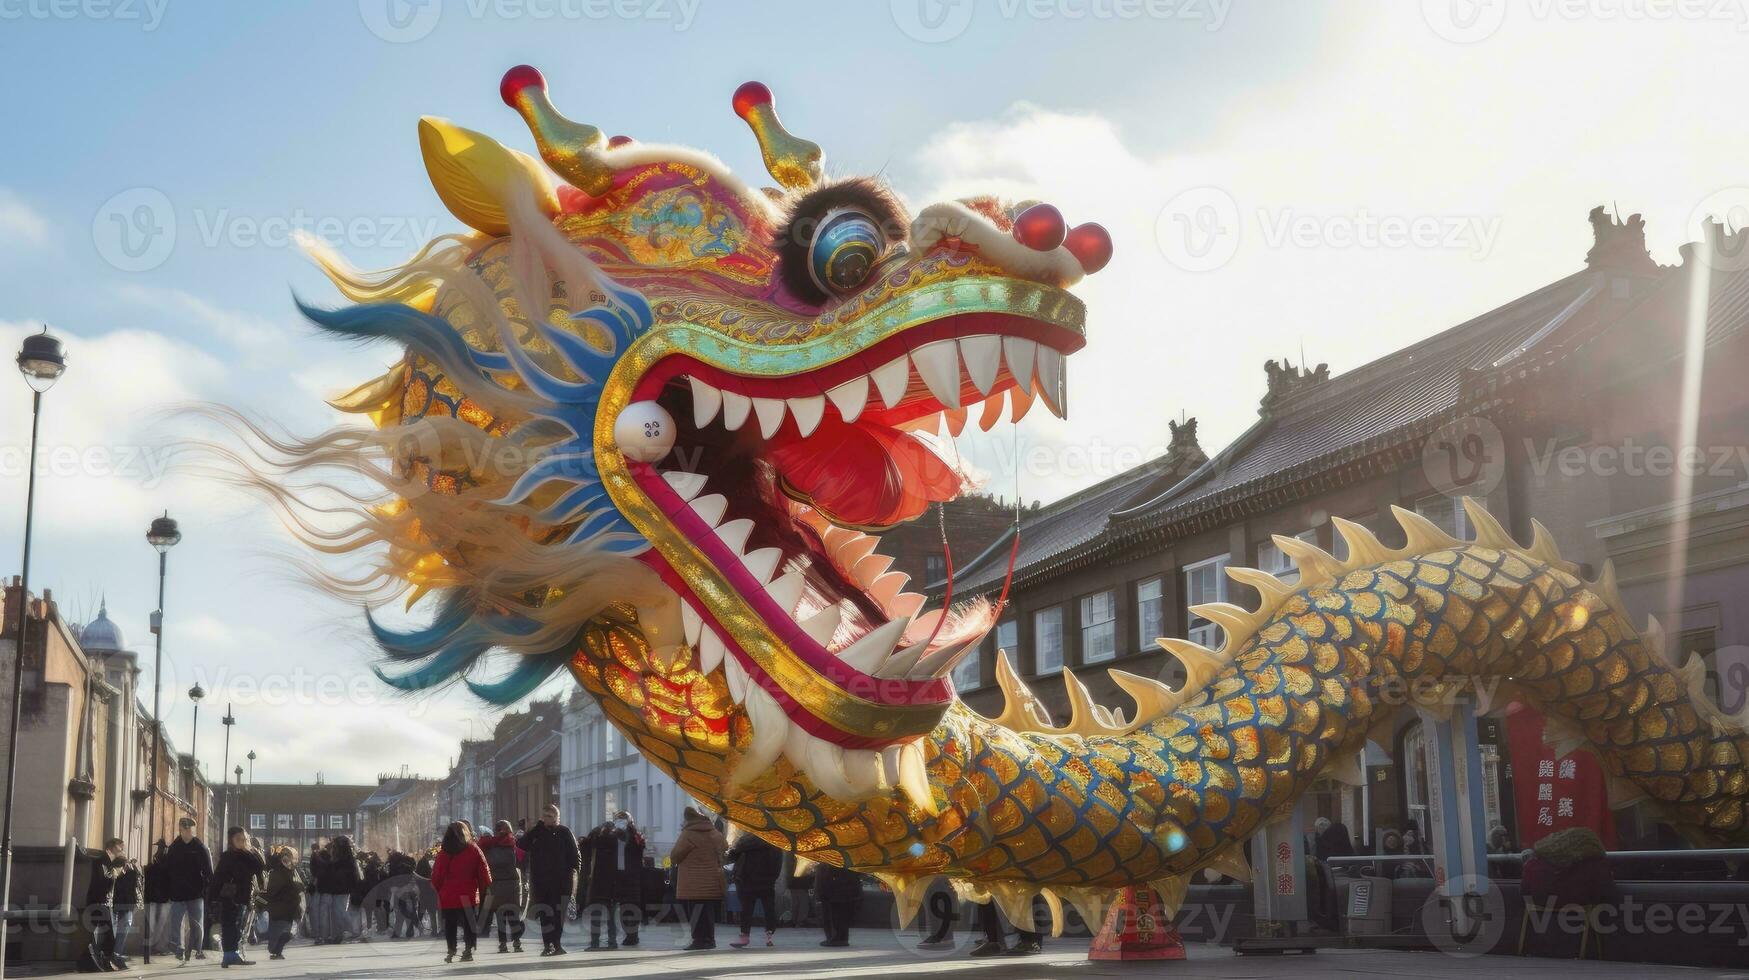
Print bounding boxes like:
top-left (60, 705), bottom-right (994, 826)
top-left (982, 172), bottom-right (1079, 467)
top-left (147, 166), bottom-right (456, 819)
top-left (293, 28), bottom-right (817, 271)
top-left (143, 841), bottom-right (170, 955)
top-left (81, 838), bottom-right (128, 971)
top-left (210, 827), bottom-right (266, 968)
top-left (669, 807), bottom-right (728, 951)
top-left (164, 817), bottom-right (213, 962)
top-left (726, 831), bottom-right (781, 949)
top-left (431, 821), bottom-right (492, 963)
top-left (317, 836), bottom-right (363, 944)
top-left (814, 863), bottom-right (862, 948)
top-left (518, 805), bottom-right (580, 956)
top-left (479, 821), bottom-right (526, 953)
top-left (969, 901), bottom-right (1041, 957)
top-left (111, 848), bottom-right (141, 969)
top-left (785, 854), bottom-right (815, 929)
top-left (583, 810), bottom-right (646, 950)
top-left (383, 849), bottom-right (420, 939)
top-left (262, 847), bottom-right (307, 961)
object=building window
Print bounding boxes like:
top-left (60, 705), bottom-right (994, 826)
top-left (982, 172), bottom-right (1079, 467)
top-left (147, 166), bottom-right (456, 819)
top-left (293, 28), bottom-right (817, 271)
top-left (1033, 607), bottom-right (1064, 674)
top-left (249, 813), bottom-right (265, 830)
top-left (1136, 577), bottom-right (1165, 652)
top-left (328, 815), bottom-right (344, 829)
top-left (603, 788), bottom-right (618, 821)
top-left (1079, 591), bottom-right (1116, 664)
top-left (275, 814), bottom-right (292, 830)
top-left (303, 814), bottom-right (317, 829)
top-left (925, 554), bottom-right (947, 583)
top-left (1258, 530), bottom-right (1317, 585)
top-left (1414, 495), bottom-right (1469, 541)
top-left (951, 620), bottom-right (990, 690)
top-left (604, 726), bottom-right (617, 761)
top-left (1184, 556), bottom-right (1230, 648)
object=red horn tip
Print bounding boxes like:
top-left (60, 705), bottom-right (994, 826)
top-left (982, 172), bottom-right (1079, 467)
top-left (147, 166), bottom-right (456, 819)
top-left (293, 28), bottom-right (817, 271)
top-left (732, 81), bottom-right (773, 120)
top-left (500, 65), bottom-right (547, 107)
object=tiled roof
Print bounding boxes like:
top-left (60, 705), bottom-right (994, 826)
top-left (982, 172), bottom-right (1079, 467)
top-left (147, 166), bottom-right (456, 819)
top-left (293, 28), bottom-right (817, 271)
top-left (1114, 270), bottom-right (1601, 528)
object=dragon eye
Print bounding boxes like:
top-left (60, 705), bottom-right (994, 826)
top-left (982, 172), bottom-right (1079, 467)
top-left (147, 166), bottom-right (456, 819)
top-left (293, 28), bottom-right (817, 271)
top-left (807, 209), bottom-right (886, 297)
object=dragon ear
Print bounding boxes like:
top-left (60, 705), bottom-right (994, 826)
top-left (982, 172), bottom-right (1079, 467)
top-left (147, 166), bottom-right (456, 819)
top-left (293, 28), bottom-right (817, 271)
top-left (417, 116), bottom-right (559, 236)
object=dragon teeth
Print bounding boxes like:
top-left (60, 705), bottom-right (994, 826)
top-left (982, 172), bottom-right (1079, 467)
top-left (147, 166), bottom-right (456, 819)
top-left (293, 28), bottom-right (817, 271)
top-left (724, 651), bottom-right (751, 703)
top-left (742, 546), bottom-right (783, 584)
top-left (680, 603), bottom-right (703, 646)
top-left (910, 339), bottom-right (962, 409)
top-left (799, 604), bottom-right (842, 646)
top-left (698, 627), bottom-right (726, 674)
top-left (716, 517), bottom-right (754, 555)
top-left (838, 618), bottom-right (908, 674)
top-left (959, 335), bottom-right (1002, 395)
top-left (871, 355), bottom-right (910, 408)
top-left (752, 396), bottom-right (786, 439)
top-left (1003, 337), bottom-right (1037, 395)
top-left (788, 394), bottom-right (826, 437)
top-left (721, 390), bottom-right (752, 430)
top-left (1035, 345), bottom-right (1066, 417)
top-left (766, 569), bottom-right (806, 616)
top-left (825, 376), bottom-right (868, 423)
top-left (663, 470), bottom-right (707, 501)
top-left (689, 376), bottom-right (723, 427)
top-left (690, 493), bottom-right (728, 528)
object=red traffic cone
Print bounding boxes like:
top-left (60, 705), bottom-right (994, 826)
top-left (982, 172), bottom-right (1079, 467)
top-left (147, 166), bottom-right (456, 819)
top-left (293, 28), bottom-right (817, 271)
top-left (1088, 886), bottom-right (1188, 961)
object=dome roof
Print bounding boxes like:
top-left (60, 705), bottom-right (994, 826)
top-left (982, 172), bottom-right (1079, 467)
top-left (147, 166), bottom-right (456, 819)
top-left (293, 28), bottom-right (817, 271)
top-left (79, 599), bottom-right (126, 653)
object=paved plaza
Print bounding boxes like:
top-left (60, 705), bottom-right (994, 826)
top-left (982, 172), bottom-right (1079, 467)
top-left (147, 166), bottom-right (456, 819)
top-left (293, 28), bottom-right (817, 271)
top-left (32, 928), bottom-right (1739, 979)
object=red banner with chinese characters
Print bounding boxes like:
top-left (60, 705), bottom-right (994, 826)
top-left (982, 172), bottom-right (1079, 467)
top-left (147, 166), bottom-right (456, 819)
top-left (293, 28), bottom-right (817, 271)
top-left (1503, 702), bottom-right (1616, 848)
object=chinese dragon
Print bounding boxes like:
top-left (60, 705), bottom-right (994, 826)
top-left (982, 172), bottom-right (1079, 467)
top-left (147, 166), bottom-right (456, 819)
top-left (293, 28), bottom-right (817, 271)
top-left (251, 66), bottom-right (1747, 932)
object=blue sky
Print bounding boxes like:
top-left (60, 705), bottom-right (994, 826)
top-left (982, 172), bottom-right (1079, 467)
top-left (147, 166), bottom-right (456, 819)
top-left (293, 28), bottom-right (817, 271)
top-left (3, 1), bottom-right (1748, 784)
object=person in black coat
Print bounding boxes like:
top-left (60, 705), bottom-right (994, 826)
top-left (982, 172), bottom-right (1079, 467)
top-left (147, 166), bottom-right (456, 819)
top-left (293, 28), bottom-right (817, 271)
top-left (82, 838), bottom-right (128, 970)
top-left (111, 851), bottom-right (141, 968)
top-left (638, 857), bottom-right (667, 927)
top-left (314, 836), bottom-right (363, 944)
top-left (582, 810), bottom-right (646, 949)
top-left (813, 863), bottom-right (862, 947)
top-left (163, 817), bottom-right (212, 961)
top-left (210, 827), bottom-right (266, 967)
top-left (726, 832), bottom-right (782, 948)
top-left (517, 805), bottom-right (580, 956)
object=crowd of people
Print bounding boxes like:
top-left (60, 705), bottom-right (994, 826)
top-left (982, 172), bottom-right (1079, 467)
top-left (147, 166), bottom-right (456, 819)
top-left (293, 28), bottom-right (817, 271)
top-left (84, 801), bottom-right (963, 968)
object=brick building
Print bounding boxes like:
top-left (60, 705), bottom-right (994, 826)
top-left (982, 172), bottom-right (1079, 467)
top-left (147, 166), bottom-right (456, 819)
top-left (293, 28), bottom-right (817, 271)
top-left (239, 780), bottom-right (377, 856)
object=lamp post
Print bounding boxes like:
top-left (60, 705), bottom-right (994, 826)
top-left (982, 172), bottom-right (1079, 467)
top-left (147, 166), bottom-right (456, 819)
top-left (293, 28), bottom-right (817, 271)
top-left (187, 685), bottom-right (204, 843)
top-left (141, 513), bottom-right (181, 966)
top-left (233, 766), bottom-right (244, 840)
top-left (0, 326), bottom-right (66, 979)
top-left (218, 705), bottom-right (233, 833)
top-left (245, 751), bottom-right (256, 836)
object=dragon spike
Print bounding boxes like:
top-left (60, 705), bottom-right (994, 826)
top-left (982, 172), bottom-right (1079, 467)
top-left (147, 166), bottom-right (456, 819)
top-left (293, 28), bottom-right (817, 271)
top-left (896, 740), bottom-right (939, 816)
top-left (1528, 519), bottom-right (1564, 565)
top-left (1204, 845), bottom-right (1252, 883)
top-left (1188, 602), bottom-right (1258, 650)
top-left (1390, 504), bottom-right (1463, 552)
top-left (417, 116), bottom-right (558, 236)
top-left (991, 648), bottom-right (1055, 731)
top-left (1272, 534), bottom-right (1343, 584)
top-left (874, 873), bottom-right (935, 928)
top-left (1110, 669), bottom-right (1182, 726)
top-left (1227, 565), bottom-right (1294, 607)
top-left (1158, 637), bottom-right (1225, 694)
top-left (500, 65), bottom-right (616, 197)
top-left (988, 882), bottom-right (1039, 937)
top-left (732, 81), bottom-right (823, 191)
top-left (1461, 496), bottom-right (1517, 549)
top-left (1038, 887), bottom-right (1066, 938)
top-left (1589, 559), bottom-right (1629, 616)
top-left (1331, 517), bottom-right (1393, 567)
top-left (1060, 668), bottom-right (1127, 737)
top-left (1150, 873), bottom-right (1192, 919)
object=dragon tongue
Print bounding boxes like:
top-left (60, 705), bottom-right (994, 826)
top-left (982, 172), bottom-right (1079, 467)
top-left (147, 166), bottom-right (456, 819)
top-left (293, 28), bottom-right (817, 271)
top-left (767, 416), bottom-right (964, 529)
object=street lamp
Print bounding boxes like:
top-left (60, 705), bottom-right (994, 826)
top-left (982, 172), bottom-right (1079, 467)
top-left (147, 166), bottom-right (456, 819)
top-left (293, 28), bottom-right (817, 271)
top-left (245, 750), bottom-right (256, 836)
top-left (233, 766), bottom-right (244, 838)
top-left (188, 684), bottom-right (204, 840)
top-left (0, 326), bottom-right (67, 978)
top-left (141, 512), bottom-right (180, 966)
top-left (219, 705), bottom-right (234, 833)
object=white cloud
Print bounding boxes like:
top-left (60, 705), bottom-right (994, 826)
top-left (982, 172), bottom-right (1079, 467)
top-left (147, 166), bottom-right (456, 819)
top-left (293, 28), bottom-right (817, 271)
top-left (0, 189), bottom-right (49, 247)
top-left (904, 9), bottom-right (1749, 505)
top-left (114, 284), bottom-right (288, 354)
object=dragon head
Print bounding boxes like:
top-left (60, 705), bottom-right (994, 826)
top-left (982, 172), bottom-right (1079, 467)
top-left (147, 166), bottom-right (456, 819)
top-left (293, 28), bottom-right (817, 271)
top-left (297, 66), bottom-right (1109, 807)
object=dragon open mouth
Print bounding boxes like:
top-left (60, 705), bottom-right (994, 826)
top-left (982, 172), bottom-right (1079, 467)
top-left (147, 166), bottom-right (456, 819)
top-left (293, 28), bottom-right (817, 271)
top-left (613, 308), bottom-right (1082, 778)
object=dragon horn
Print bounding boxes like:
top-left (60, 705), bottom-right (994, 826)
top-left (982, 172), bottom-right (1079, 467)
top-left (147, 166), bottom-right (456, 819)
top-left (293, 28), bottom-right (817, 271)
top-left (732, 81), bottom-right (823, 191)
top-left (499, 65), bottom-right (616, 197)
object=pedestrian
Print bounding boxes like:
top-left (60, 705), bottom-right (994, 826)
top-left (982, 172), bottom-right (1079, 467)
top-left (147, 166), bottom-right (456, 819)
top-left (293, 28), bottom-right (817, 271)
top-left (669, 806), bottom-right (728, 951)
top-left (970, 901), bottom-right (1041, 957)
top-left (583, 810), bottom-right (646, 950)
top-left (726, 830), bottom-right (781, 949)
top-left (319, 836), bottom-right (363, 943)
top-left (81, 837), bottom-right (128, 971)
top-left (813, 862), bottom-right (862, 948)
top-left (164, 816), bottom-right (213, 962)
top-left (143, 840), bottom-right (170, 955)
top-left (431, 821), bottom-right (492, 964)
top-left (479, 821), bottom-right (527, 953)
top-left (785, 854), bottom-right (815, 928)
top-left (210, 826), bottom-right (266, 968)
top-left (416, 844), bottom-right (441, 937)
top-left (384, 850), bottom-right (421, 939)
top-left (262, 847), bottom-right (307, 961)
top-left (354, 851), bottom-right (381, 938)
top-left (111, 847), bottom-right (141, 969)
top-left (518, 804), bottom-right (580, 956)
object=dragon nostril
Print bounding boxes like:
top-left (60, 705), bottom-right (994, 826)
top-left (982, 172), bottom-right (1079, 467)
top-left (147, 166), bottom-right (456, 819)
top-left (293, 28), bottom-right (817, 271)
top-left (1012, 203), bottom-right (1067, 252)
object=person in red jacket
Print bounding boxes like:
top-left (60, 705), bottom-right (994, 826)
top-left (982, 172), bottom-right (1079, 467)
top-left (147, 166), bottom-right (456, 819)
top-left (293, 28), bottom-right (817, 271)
top-left (430, 822), bottom-right (492, 963)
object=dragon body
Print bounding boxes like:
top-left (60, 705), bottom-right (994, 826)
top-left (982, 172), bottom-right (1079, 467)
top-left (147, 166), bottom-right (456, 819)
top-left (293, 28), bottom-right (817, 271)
top-left (266, 67), bottom-right (1746, 932)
